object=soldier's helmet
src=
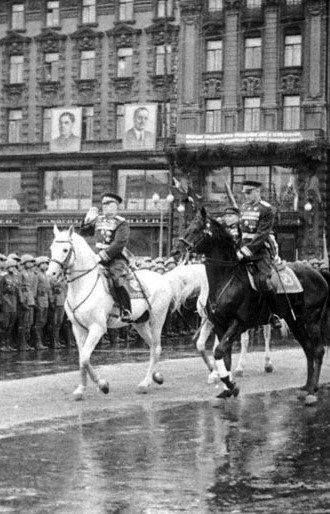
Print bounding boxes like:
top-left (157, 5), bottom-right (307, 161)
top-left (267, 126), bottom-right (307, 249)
top-left (5, 258), bottom-right (17, 269)
top-left (155, 263), bottom-right (166, 273)
top-left (0, 253), bottom-right (7, 262)
top-left (21, 254), bottom-right (35, 265)
top-left (7, 253), bottom-right (20, 262)
top-left (154, 257), bottom-right (165, 264)
top-left (36, 256), bottom-right (49, 266)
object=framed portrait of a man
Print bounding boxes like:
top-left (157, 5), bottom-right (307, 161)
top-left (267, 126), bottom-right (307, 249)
top-left (123, 103), bottom-right (157, 151)
top-left (50, 107), bottom-right (82, 153)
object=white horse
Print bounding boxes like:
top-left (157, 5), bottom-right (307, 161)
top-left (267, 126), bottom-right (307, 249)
top-left (47, 226), bottom-right (201, 400)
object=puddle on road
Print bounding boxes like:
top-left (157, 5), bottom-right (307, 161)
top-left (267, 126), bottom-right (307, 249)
top-left (0, 387), bottom-right (329, 512)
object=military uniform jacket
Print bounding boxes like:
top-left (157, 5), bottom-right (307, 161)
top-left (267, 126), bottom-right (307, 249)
top-left (0, 273), bottom-right (19, 312)
top-left (239, 200), bottom-right (275, 258)
top-left (80, 214), bottom-right (130, 263)
top-left (51, 275), bottom-right (67, 307)
top-left (19, 269), bottom-right (37, 307)
top-left (36, 271), bottom-right (53, 309)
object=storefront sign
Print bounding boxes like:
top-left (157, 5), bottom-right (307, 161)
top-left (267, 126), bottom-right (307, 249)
top-left (176, 131), bottom-right (316, 146)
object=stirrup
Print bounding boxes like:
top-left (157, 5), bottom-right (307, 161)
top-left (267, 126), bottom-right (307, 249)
top-left (269, 314), bottom-right (282, 329)
top-left (121, 309), bottom-right (133, 323)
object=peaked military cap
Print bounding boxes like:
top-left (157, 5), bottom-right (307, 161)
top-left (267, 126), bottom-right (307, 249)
top-left (165, 257), bottom-right (176, 265)
top-left (154, 257), bottom-right (164, 264)
top-left (224, 206), bottom-right (240, 215)
top-left (101, 192), bottom-right (123, 204)
top-left (242, 180), bottom-right (262, 188)
top-left (21, 254), bottom-right (35, 265)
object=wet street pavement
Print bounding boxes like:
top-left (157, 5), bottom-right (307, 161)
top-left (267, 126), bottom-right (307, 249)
top-left (0, 385), bottom-right (329, 513)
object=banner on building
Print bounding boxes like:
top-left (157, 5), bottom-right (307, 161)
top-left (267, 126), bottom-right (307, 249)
top-left (50, 107), bottom-right (82, 153)
top-left (123, 103), bottom-right (157, 151)
top-left (176, 131), bottom-right (317, 146)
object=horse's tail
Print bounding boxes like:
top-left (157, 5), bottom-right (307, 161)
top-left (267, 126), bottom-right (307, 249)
top-left (165, 267), bottom-right (199, 312)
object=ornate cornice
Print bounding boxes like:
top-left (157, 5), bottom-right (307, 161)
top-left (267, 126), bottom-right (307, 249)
top-left (146, 21), bottom-right (179, 44)
top-left (202, 21), bottom-right (224, 38)
top-left (107, 23), bottom-right (141, 47)
top-left (179, 0), bottom-right (203, 16)
top-left (36, 28), bottom-right (66, 53)
top-left (202, 74), bottom-right (222, 97)
top-left (71, 26), bottom-right (103, 51)
top-left (241, 75), bottom-right (262, 95)
top-left (280, 73), bottom-right (301, 94)
top-left (0, 31), bottom-right (31, 54)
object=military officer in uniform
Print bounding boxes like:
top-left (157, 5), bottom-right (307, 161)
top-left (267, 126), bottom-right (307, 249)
top-left (0, 258), bottom-right (19, 351)
top-left (0, 254), bottom-right (7, 276)
top-left (49, 271), bottom-right (67, 349)
top-left (18, 254), bottom-right (37, 351)
top-left (32, 256), bottom-right (52, 350)
top-left (236, 180), bottom-right (281, 329)
top-left (80, 191), bottom-right (133, 323)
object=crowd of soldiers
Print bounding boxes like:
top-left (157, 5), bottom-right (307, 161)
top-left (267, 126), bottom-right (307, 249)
top-left (0, 252), bottom-right (70, 352)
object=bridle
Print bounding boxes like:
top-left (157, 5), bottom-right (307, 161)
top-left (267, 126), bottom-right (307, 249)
top-left (50, 238), bottom-right (98, 283)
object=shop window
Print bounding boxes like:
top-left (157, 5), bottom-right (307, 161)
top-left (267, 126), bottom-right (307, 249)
top-left (205, 99), bottom-right (222, 133)
top-left (11, 4), bottom-right (25, 30)
top-left (206, 40), bottom-right (222, 72)
top-left (286, 0), bottom-right (301, 5)
top-left (156, 0), bottom-right (173, 17)
top-left (115, 104), bottom-right (124, 139)
top-left (80, 50), bottom-right (95, 80)
top-left (81, 106), bottom-right (94, 140)
top-left (44, 170), bottom-right (92, 211)
top-left (283, 96), bottom-right (300, 130)
top-left (43, 108), bottom-right (52, 142)
top-left (0, 172), bottom-right (21, 211)
top-left (82, 0), bottom-right (96, 24)
top-left (271, 166), bottom-right (298, 211)
top-left (117, 169), bottom-right (169, 211)
top-left (8, 109), bottom-right (23, 143)
top-left (119, 0), bottom-right (134, 22)
top-left (208, 0), bottom-right (223, 11)
top-left (10, 55), bottom-right (24, 84)
top-left (204, 167), bottom-right (231, 205)
top-left (244, 37), bottom-right (261, 69)
top-left (0, 228), bottom-right (20, 254)
top-left (44, 52), bottom-right (59, 82)
top-left (157, 102), bottom-right (171, 138)
top-left (46, 1), bottom-right (59, 27)
top-left (284, 35), bottom-right (301, 67)
top-left (117, 48), bottom-right (133, 77)
top-left (246, 0), bottom-right (262, 7)
top-left (233, 166), bottom-right (269, 204)
top-left (243, 97), bottom-right (260, 132)
top-left (155, 45), bottom-right (172, 76)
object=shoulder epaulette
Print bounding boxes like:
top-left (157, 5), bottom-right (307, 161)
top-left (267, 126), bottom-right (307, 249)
top-left (260, 200), bottom-right (271, 207)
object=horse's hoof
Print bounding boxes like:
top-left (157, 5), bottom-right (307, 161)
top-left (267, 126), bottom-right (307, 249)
top-left (152, 371), bottom-right (164, 385)
top-left (73, 386), bottom-right (85, 401)
top-left (264, 364), bottom-right (274, 373)
top-left (136, 385), bottom-right (149, 394)
top-left (305, 394), bottom-right (317, 406)
top-left (232, 385), bottom-right (240, 398)
top-left (234, 369), bottom-right (243, 377)
top-left (217, 389), bottom-right (233, 399)
top-left (99, 380), bottom-right (109, 395)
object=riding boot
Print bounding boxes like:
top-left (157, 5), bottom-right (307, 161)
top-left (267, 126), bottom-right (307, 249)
top-left (116, 286), bottom-right (133, 323)
top-left (264, 290), bottom-right (282, 329)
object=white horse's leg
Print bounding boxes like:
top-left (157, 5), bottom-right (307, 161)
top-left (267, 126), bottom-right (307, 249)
top-left (263, 324), bottom-right (274, 373)
top-left (135, 320), bottom-right (163, 393)
top-left (78, 323), bottom-right (108, 398)
top-left (195, 318), bottom-right (216, 381)
top-left (234, 330), bottom-right (249, 377)
top-left (71, 324), bottom-right (88, 401)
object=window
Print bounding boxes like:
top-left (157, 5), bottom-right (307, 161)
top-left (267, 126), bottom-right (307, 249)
top-left (233, 166), bottom-right (269, 204)
top-left (43, 108), bottom-right (52, 142)
top-left (245, 37), bottom-right (261, 69)
top-left (243, 97), bottom-right (260, 131)
top-left (206, 40), bottom-right (222, 72)
top-left (8, 110), bottom-right (23, 143)
top-left (0, 172), bottom-right (21, 211)
top-left (205, 167), bottom-right (231, 203)
top-left (155, 45), bottom-right (171, 75)
top-left (286, 0), bottom-right (302, 5)
top-left (157, 102), bottom-right (171, 138)
top-left (284, 35), bottom-right (301, 67)
top-left (118, 169), bottom-right (169, 211)
top-left (246, 0), bottom-right (262, 7)
top-left (117, 48), bottom-right (133, 77)
top-left (81, 106), bottom-right (94, 140)
top-left (9, 55), bottom-right (24, 84)
top-left (11, 4), bottom-right (25, 30)
top-left (283, 96), bottom-right (300, 130)
top-left (44, 53), bottom-right (59, 82)
top-left (208, 0), bottom-right (223, 11)
top-left (44, 170), bottom-right (92, 211)
top-left (156, 0), bottom-right (173, 17)
top-left (115, 104), bottom-right (124, 139)
top-left (82, 0), bottom-right (96, 24)
top-left (119, 0), bottom-right (133, 21)
top-left (205, 99), bottom-right (222, 133)
top-left (80, 50), bottom-right (95, 79)
top-left (46, 1), bottom-right (59, 27)
top-left (271, 166), bottom-right (298, 211)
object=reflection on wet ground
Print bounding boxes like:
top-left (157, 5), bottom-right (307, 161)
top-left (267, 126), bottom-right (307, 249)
top-left (0, 386), bottom-right (328, 512)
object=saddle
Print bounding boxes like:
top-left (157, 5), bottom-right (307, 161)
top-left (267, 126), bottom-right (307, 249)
top-left (99, 266), bottom-right (150, 301)
top-left (247, 260), bottom-right (303, 294)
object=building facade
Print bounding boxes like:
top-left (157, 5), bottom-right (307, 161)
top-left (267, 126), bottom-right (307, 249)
top-left (0, 0), bottom-right (329, 261)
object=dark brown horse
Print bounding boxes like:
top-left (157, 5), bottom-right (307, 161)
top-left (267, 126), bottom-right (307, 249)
top-left (178, 207), bottom-right (329, 406)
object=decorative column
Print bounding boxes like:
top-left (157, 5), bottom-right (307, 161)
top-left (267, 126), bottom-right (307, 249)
top-left (263, 0), bottom-right (280, 130)
top-left (223, 0), bottom-right (240, 132)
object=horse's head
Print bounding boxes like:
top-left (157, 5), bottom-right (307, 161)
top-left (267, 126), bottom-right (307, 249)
top-left (47, 224), bottom-right (76, 280)
top-left (179, 207), bottom-right (237, 260)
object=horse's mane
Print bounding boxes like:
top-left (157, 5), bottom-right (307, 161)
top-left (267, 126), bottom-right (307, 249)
top-left (165, 264), bottom-right (206, 312)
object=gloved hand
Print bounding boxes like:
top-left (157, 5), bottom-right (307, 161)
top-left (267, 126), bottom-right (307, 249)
top-left (95, 254), bottom-right (102, 263)
top-left (236, 250), bottom-right (244, 261)
top-left (84, 207), bottom-right (99, 224)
